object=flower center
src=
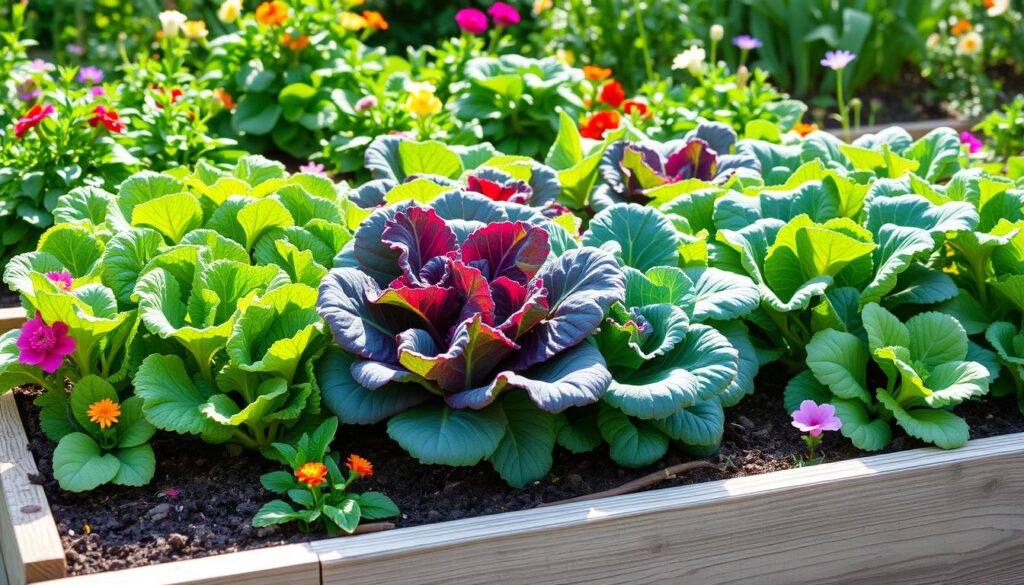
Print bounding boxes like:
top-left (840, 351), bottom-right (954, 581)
top-left (31, 327), bottom-right (56, 351)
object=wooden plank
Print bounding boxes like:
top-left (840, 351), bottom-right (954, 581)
top-left (0, 308), bottom-right (25, 336)
top-left (315, 432), bottom-right (1024, 585)
top-left (827, 118), bottom-right (974, 141)
top-left (32, 544), bottom-right (321, 585)
top-left (0, 393), bottom-right (65, 585)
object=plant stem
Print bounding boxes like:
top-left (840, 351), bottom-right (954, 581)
top-left (633, 5), bottom-right (655, 83)
top-left (836, 71), bottom-right (850, 141)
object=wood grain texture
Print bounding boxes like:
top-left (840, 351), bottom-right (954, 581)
top-left (0, 308), bottom-right (25, 336)
top-left (827, 118), bottom-right (974, 141)
top-left (0, 393), bottom-right (65, 585)
top-left (315, 432), bottom-right (1024, 585)
top-left (32, 544), bottom-right (320, 585)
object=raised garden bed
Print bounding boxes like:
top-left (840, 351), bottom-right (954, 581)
top-left (3, 384), bottom-right (1023, 585)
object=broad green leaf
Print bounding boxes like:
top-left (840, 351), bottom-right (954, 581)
top-left (806, 329), bottom-right (870, 404)
top-left (553, 408), bottom-right (602, 453)
top-left (581, 204), bottom-right (678, 271)
top-left (397, 141), bottom-right (463, 179)
top-left (130, 193), bottom-right (204, 243)
top-left (355, 492), bottom-right (400, 520)
top-left (487, 392), bottom-right (556, 488)
top-left (112, 444), bottom-right (156, 487)
top-left (862, 302), bottom-right (910, 353)
top-left (650, 399), bottom-right (724, 447)
top-left (252, 500), bottom-right (301, 527)
top-left (52, 432), bottom-right (120, 492)
top-left (597, 403), bottom-right (668, 468)
top-left (69, 375), bottom-right (120, 433)
top-left (832, 397), bottom-right (893, 451)
top-left (782, 370), bottom-right (833, 415)
top-left (906, 311), bottom-right (968, 368)
top-left (876, 390), bottom-right (969, 449)
top-left (37, 224), bottom-right (102, 276)
top-left (135, 354), bottom-right (232, 442)
top-left (387, 402), bottom-right (507, 466)
top-left (323, 499), bottom-right (361, 534)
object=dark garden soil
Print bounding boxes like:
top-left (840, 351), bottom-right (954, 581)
top-left (1, 281), bottom-right (21, 308)
top-left (12, 365), bottom-right (1024, 576)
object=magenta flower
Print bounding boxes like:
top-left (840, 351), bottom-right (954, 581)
top-left (960, 131), bottom-right (984, 154)
top-left (29, 59), bottom-right (55, 73)
top-left (299, 161), bottom-right (326, 175)
top-left (732, 35), bottom-right (762, 50)
top-left (76, 66), bottom-right (104, 85)
top-left (487, 2), bottom-right (521, 26)
top-left (791, 400), bottom-right (842, 437)
top-left (66, 43), bottom-right (85, 56)
top-left (455, 8), bottom-right (489, 35)
top-left (90, 86), bottom-right (106, 97)
top-left (820, 50), bottom-right (856, 70)
top-left (17, 313), bottom-right (76, 374)
top-left (45, 271), bottom-right (73, 291)
top-left (355, 95), bottom-right (378, 112)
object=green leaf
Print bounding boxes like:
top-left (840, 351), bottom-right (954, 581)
top-left (233, 94), bottom-right (282, 135)
top-left (545, 109), bottom-right (584, 170)
top-left (131, 193), bottom-right (204, 244)
top-left (135, 354), bottom-right (230, 441)
top-left (397, 141), bottom-right (463, 179)
top-left (906, 311), bottom-right (968, 368)
top-left (52, 433), bottom-right (120, 492)
top-left (252, 500), bottom-right (301, 527)
top-left (0, 330), bottom-right (46, 394)
top-left (101, 228), bottom-right (164, 304)
top-left (832, 397), bottom-right (893, 452)
top-left (112, 444), bottom-right (156, 487)
top-left (356, 492), bottom-right (400, 520)
top-left (69, 375), bottom-right (120, 433)
top-left (582, 204), bottom-right (678, 271)
top-left (782, 370), bottom-right (834, 415)
top-left (876, 390), bottom-right (969, 449)
top-left (805, 329), bottom-right (870, 403)
top-left (383, 178), bottom-right (450, 205)
top-left (597, 403), bottom-right (668, 468)
top-left (226, 283), bottom-right (323, 382)
top-left (487, 392), bottom-right (556, 488)
top-left (260, 470), bottom-right (297, 494)
top-left (317, 347), bottom-right (430, 424)
top-left (650, 399), bottom-right (724, 447)
top-left (36, 224), bottom-right (102, 276)
top-left (322, 499), bottom-right (361, 534)
top-left (387, 402), bottom-right (507, 466)
top-left (862, 302), bottom-right (910, 353)
top-left (553, 408), bottom-right (602, 453)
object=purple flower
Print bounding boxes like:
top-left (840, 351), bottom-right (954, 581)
top-left (77, 66), bottom-right (104, 85)
top-left (16, 80), bottom-right (41, 103)
top-left (732, 35), bottom-right (762, 51)
top-left (299, 161), bottom-right (326, 175)
top-left (487, 2), bottom-right (521, 26)
top-left (67, 43), bottom-right (85, 56)
top-left (455, 8), bottom-right (489, 35)
top-left (17, 312), bottom-right (76, 374)
top-left (960, 131), bottom-right (984, 154)
top-left (28, 59), bottom-right (55, 73)
top-left (821, 50), bottom-right (856, 70)
top-left (791, 400), bottom-right (842, 437)
top-left (355, 95), bottom-right (378, 112)
top-left (45, 271), bottom-right (74, 291)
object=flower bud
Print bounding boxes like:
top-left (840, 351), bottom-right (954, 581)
top-left (710, 24), bottom-right (724, 41)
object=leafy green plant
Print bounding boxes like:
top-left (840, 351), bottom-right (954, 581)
top-left (253, 418), bottom-right (398, 533)
top-left (789, 303), bottom-right (989, 450)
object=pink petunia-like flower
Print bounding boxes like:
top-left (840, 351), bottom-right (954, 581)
top-left (355, 95), bottom-right (378, 112)
top-left (960, 131), bottom-right (984, 154)
top-left (299, 161), bottom-right (326, 175)
top-left (455, 8), bottom-right (489, 35)
top-left (17, 312), bottom-right (76, 374)
top-left (732, 35), bottom-right (762, 51)
top-left (45, 271), bottom-right (73, 291)
top-left (791, 400), bottom-right (842, 437)
top-left (820, 50), bottom-right (856, 71)
top-left (487, 2), bottom-right (521, 26)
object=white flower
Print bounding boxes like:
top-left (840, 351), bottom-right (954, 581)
top-left (218, 0), bottom-right (243, 24)
top-left (956, 31), bottom-right (983, 56)
top-left (403, 80), bottom-right (437, 94)
top-left (710, 24), bottom-right (724, 42)
top-left (672, 46), bottom-right (706, 75)
top-left (159, 10), bottom-right (188, 38)
top-left (926, 33), bottom-right (941, 50)
top-left (987, 0), bottom-right (1010, 17)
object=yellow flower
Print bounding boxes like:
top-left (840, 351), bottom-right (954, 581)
top-left (956, 31), bottom-right (982, 56)
top-left (532, 0), bottom-right (552, 15)
top-left (340, 11), bottom-right (368, 31)
top-left (87, 399), bottom-right (121, 430)
top-left (218, 0), bottom-right (243, 24)
top-left (555, 48), bottom-right (575, 66)
top-left (403, 81), bottom-right (442, 118)
top-left (183, 20), bottom-right (209, 40)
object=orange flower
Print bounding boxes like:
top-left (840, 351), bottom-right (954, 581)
top-left (580, 110), bottom-right (620, 140)
top-left (950, 19), bottom-right (972, 36)
top-left (362, 10), bottom-right (388, 30)
top-left (346, 454), bottom-right (374, 477)
top-left (215, 88), bottom-right (235, 110)
top-left (255, 1), bottom-right (289, 26)
top-left (599, 80), bottom-right (625, 108)
top-left (281, 32), bottom-right (310, 51)
top-left (87, 399), bottom-right (121, 429)
top-left (296, 462), bottom-right (329, 487)
top-left (793, 122), bottom-right (818, 137)
top-left (582, 65), bottom-right (612, 81)
top-left (622, 99), bottom-right (649, 118)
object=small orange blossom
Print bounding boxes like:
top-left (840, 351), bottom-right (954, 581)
top-left (793, 122), bottom-right (818, 137)
top-left (255, 1), bottom-right (289, 26)
top-left (362, 10), bottom-right (388, 30)
top-left (582, 65), bottom-right (612, 81)
top-left (296, 462), bottom-right (329, 487)
top-left (346, 454), bottom-right (374, 477)
top-left (87, 399), bottom-right (121, 429)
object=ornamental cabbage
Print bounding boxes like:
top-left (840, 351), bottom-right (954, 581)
top-left (316, 191), bottom-right (624, 486)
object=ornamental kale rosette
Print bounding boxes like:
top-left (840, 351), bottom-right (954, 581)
top-left (316, 191), bottom-right (625, 486)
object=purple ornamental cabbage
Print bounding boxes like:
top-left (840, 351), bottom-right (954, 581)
top-left (317, 198), bottom-right (625, 413)
top-left (592, 122), bottom-right (760, 210)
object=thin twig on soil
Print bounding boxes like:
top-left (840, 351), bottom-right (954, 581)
top-left (537, 460), bottom-right (718, 508)
top-left (347, 522), bottom-right (396, 536)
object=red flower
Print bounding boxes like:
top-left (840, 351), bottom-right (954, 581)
top-left (598, 80), bottom-right (625, 108)
top-left (14, 103), bottom-right (54, 139)
top-left (154, 87), bottom-right (183, 109)
top-left (346, 454), bottom-right (374, 477)
top-left (89, 105), bottom-right (125, 133)
top-left (622, 99), bottom-right (649, 118)
top-left (580, 110), bottom-right (621, 140)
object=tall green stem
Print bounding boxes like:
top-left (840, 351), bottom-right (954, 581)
top-left (634, 6), bottom-right (654, 83)
top-left (836, 72), bottom-right (850, 141)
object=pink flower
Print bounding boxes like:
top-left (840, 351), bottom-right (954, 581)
top-left (960, 131), bottom-right (983, 154)
top-left (355, 95), bottom-right (378, 112)
top-left (820, 50), bottom-right (856, 71)
top-left (89, 105), bottom-right (126, 133)
top-left (791, 400), bottom-right (842, 437)
top-left (299, 161), bottom-right (326, 175)
top-left (487, 2), bottom-right (521, 26)
top-left (45, 271), bottom-right (73, 291)
top-left (455, 8), bottom-right (488, 35)
top-left (17, 313), bottom-right (76, 374)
